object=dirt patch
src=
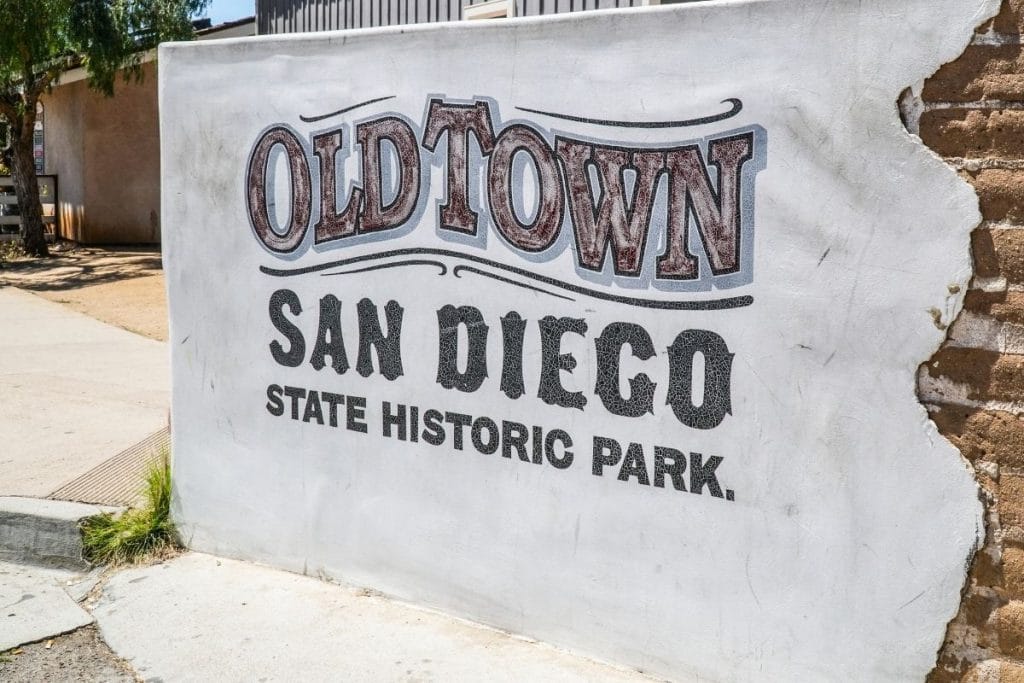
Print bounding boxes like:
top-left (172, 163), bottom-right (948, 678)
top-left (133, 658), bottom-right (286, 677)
top-left (0, 625), bottom-right (137, 682)
top-left (0, 245), bottom-right (167, 341)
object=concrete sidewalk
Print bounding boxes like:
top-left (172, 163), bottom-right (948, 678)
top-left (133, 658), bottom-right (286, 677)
top-left (3, 553), bottom-right (658, 682)
top-left (0, 286), bottom-right (169, 499)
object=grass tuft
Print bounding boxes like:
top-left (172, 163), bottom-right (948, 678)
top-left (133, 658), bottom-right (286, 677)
top-left (80, 454), bottom-right (180, 566)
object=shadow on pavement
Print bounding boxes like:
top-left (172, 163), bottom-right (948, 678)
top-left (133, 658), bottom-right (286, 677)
top-left (0, 246), bottom-right (162, 292)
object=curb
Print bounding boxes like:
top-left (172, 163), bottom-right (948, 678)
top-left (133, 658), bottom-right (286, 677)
top-left (0, 497), bottom-right (123, 571)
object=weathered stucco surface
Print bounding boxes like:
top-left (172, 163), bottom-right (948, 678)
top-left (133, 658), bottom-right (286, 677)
top-left (161, 1), bottom-right (996, 680)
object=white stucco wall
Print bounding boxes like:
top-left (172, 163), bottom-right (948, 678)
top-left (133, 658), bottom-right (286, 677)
top-left (161, 1), bottom-right (997, 679)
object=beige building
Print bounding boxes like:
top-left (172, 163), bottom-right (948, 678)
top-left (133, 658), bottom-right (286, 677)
top-left (41, 18), bottom-right (254, 244)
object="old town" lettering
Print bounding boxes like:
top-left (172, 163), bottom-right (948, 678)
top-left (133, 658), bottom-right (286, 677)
top-left (246, 97), bottom-right (761, 286)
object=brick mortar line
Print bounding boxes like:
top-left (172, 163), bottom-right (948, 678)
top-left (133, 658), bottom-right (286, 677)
top-left (925, 101), bottom-right (1024, 111)
top-left (970, 276), bottom-right (1009, 293)
top-left (967, 284), bottom-right (1024, 297)
top-left (980, 220), bottom-right (1024, 230)
top-left (946, 157), bottom-right (1024, 170)
top-left (921, 394), bottom-right (1024, 417)
top-left (945, 312), bottom-right (1024, 333)
top-left (921, 395), bottom-right (996, 410)
top-left (972, 32), bottom-right (1024, 46)
top-left (953, 310), bottom-right (1024, 325)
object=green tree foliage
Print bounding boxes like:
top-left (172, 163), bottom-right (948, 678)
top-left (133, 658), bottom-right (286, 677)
top-left (0, 0), bottom-right (208, 256)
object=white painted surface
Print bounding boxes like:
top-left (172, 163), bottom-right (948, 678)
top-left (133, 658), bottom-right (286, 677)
top-left (94, 552), bottom-right (656, 682)
top-left (160, 1), bottom-right (995, 680)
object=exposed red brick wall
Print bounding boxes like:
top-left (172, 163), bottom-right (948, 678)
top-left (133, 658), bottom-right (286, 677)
top-left (921, 2), bottom-right (1024, 680)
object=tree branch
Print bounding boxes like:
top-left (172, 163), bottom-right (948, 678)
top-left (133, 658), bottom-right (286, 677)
top-left (26, 70), bottom-right (53, 101)
top-left (0, 91), bottom-right (21, 129)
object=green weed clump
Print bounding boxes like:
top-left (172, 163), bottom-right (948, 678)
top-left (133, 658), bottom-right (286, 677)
top-left (81, 455), bottom-right (180, 566)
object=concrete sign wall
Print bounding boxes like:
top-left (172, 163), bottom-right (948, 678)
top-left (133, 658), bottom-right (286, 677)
top-left (160, 1), bottom-right (996, 679)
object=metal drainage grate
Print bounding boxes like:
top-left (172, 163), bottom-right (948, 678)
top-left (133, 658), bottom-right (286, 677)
top-left (48, 427), bottom-right (170, 507)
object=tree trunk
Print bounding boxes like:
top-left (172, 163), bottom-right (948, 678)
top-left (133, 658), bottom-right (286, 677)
top-left (9, 109), bottom-right (48, 257)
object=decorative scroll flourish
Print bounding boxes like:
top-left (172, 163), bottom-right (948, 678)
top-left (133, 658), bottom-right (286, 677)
top-left (299, 96), bottom-right (397, 123)
top-left (319, 259), bottom-right (447, 277)
top-left (514, 98), bottom-right (743, 129)
top-left (261, 248), bottom-right (754, 311)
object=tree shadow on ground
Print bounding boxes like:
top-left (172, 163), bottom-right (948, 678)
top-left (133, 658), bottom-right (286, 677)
top-left (0, 246), bottom-right (162, 292)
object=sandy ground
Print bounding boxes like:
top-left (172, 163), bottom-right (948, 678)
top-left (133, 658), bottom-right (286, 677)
top-left (0, 245), bottom-right (167, 342)
top-left (0, 626), bottom-right (136, 683)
